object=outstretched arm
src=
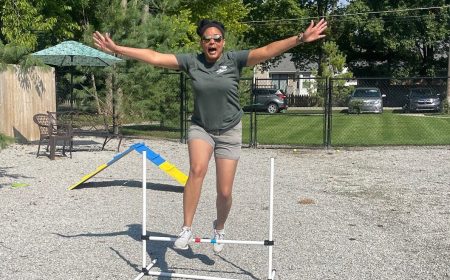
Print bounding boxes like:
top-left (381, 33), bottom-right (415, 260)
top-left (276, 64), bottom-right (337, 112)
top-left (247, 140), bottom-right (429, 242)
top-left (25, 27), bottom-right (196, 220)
top-left (246, 19), bottom-right (327, 67)
top-left (93, 31), bottom-right (180, 70)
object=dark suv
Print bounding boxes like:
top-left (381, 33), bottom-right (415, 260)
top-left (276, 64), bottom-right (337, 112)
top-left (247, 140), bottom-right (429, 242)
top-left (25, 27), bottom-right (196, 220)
top-left (403, 88), bottom-right (442, 113)
top-left (243, 88), bottom-right (288, 113)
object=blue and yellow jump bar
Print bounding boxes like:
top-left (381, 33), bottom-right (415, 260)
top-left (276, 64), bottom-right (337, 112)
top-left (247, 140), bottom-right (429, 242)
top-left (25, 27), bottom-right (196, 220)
top-left (68, 142), bottom-right (188, 190)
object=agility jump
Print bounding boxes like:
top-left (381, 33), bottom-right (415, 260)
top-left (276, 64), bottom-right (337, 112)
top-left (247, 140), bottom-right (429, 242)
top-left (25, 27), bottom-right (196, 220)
top-left (134, 150), bottom-right (277, 280)
top-left (68, 142), bottom-right (188, 190)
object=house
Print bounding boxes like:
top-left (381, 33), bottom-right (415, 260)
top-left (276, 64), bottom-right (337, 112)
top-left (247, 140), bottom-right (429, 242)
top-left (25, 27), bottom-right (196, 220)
top-left (253, 53), bottom-right (317, 96)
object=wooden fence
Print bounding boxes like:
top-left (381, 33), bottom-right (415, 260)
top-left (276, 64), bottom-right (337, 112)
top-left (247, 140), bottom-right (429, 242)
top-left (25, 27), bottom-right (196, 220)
top-left (0, 65), bottom-right (56, 142)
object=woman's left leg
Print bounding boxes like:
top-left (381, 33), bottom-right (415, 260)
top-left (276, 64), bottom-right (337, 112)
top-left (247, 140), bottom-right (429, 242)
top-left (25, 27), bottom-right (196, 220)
top-left (211, 121), bottom-right (242, 253)
top-left (214, 157), bottom-right (239, 230)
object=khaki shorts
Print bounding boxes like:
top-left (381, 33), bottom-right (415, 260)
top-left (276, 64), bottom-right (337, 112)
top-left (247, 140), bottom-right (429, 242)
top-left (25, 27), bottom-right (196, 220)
top-left (188, 121), bottom-right (242, 160)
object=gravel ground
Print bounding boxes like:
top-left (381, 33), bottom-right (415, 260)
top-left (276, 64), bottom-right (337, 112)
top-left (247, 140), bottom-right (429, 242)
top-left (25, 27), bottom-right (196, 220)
top-left (1, 137), bottom-right (449, 280)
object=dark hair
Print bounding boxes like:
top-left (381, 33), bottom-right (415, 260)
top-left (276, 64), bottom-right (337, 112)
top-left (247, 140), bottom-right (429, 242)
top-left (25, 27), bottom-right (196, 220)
top-left (196, 19), bottom-right (226, 38)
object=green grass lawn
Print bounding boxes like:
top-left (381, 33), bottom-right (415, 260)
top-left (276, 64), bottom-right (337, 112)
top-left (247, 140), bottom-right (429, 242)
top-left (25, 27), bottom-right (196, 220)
top-left (243, 113), bottom-right (325, 146)
top-left (120, 111), bottom-right (450, 146)
top-left (246, 110), bottom-right (450, 146)
top-left (331, 112), bottom-right (450, 145)
top-left (121, 124), bottom-right (182, 139)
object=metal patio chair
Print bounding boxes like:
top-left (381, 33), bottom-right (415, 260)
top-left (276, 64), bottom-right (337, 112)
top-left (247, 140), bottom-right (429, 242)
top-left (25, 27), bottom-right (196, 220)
top-left (33, 113), bottom-right (73, 160)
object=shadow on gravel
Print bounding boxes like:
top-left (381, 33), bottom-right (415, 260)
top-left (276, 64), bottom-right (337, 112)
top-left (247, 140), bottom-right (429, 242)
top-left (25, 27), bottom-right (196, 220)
top-left (54, 224), bottom-right (258, 279)
top-left (70, 139), bottom-right (109, 152)
top-left (73, 180), bottom-right (184, 193)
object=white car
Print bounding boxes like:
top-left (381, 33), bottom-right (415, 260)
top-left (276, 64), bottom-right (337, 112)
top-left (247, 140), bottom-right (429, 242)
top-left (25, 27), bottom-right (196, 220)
top-left (348, 87), bottom-right (386, 114)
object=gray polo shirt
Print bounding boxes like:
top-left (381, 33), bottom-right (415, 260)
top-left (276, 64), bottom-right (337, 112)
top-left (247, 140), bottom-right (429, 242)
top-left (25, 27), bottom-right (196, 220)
top-left (176, 50), bottom-right (249, 131)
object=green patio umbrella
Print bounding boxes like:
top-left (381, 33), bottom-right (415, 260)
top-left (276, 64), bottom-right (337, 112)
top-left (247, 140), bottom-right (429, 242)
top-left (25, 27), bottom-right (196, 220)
top-left (32, 40), bottom-right (122, 108)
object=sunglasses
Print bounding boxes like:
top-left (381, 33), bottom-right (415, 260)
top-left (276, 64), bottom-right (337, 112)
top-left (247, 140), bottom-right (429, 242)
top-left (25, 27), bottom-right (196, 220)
top-left (201, 34), bottom-right (223, 43)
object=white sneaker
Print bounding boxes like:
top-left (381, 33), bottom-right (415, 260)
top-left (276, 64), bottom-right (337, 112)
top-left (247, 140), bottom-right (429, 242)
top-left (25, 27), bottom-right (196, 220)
top-left (213, 220), bottom-right (225, 253)
top-left (174, 226), bottom-right (192, 250)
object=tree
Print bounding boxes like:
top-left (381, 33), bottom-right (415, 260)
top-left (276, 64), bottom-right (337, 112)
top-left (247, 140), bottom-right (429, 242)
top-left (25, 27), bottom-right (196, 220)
top-left (243, 0), bottom-right (348, 79)
top-left (171, 0), bottom-right (252, 53)
top-left (84, 0), bottom-right (252, 126)
top-left (0, 0), bottom-right (82, 50)
top-left (244, 0), bottom-right (307, 50)
top-left (0, 0), bottom-right (54, 49)
top-left (243, 0), bottom-right (351, 109)
top-left (336, 0), bottom-right (450, 77)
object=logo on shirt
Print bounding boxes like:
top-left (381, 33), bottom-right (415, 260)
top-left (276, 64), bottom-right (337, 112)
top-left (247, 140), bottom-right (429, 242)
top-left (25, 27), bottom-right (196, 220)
top-left (216, 65), bottom-right (228, 74)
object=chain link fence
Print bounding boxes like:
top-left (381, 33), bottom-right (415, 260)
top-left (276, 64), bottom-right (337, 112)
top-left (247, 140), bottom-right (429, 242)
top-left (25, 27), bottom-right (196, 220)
top-left (229, 77), bottom-right (449, 148)
top-left (328, 77), bottom-right (450, 147)
top-left (54, 65), bottom-right (450, 148)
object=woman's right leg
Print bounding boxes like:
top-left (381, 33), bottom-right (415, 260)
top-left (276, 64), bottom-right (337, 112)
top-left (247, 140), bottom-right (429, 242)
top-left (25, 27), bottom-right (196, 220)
top-left (183, 139), bottom-right (214, 227)
top-left (175, 138), bottom-right (213, 250)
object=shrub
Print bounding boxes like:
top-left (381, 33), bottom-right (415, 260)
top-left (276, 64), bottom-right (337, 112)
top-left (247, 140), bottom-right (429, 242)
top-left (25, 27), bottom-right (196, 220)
top-left (0, 133), bottom-right (14, 149)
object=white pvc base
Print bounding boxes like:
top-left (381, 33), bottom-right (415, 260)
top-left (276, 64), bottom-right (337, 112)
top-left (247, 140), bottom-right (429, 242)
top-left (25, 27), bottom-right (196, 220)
top-left (142, 270), bottom-right (239, 280)
top-left (134, 152), bottom-right (276, 280)
top-left (135, 265), bottom-right (276, 280)
top-left (148, 236), bottom-right (265, 245)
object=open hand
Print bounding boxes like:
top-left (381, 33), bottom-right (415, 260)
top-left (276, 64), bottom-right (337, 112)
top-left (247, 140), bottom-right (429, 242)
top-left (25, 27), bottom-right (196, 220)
top-left (302, 19), bottom-right (328, 43)
top-left (93, 31), bottom-right (117, 54)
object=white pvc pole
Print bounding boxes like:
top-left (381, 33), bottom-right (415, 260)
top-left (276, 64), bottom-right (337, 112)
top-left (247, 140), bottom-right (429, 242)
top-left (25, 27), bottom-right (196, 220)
top-left (134, 156), bottom-right (276, 279)
top-left (268, 157), bottom-right (275, 279)
top-left (133, 259), bottom-right (156, 280)
top-left (142, 150), bottom-right (147, 269)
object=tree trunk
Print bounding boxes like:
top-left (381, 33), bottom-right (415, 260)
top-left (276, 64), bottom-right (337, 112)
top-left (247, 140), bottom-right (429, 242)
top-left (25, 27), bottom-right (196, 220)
top-left (91, 73), bottom-right (102, 114)
top-left (114, 86), bottom-right (123, 135)
top-left (142, 4), bottom-right (149, 23)
top-left (105, 72), bottom-right (113, 116)
top-left (121, 0), bottom-right (127, 9)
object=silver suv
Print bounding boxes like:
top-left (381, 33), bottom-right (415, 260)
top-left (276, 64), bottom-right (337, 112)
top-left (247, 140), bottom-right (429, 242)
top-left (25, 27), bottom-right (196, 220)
top-left (403, 88), bottom-right (442, 113)
top-left (348, 87), bottom-right (385, 114)
top-left (243, 88), bottom-right (288, 114)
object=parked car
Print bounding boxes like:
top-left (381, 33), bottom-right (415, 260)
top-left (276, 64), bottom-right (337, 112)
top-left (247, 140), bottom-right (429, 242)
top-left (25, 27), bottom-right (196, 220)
top-left (243, 88), bottom-right (288, 114)
top-left (403, 88), bottom-right (442, 113)
top-left (347, 87), bottom-right (385, 114)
